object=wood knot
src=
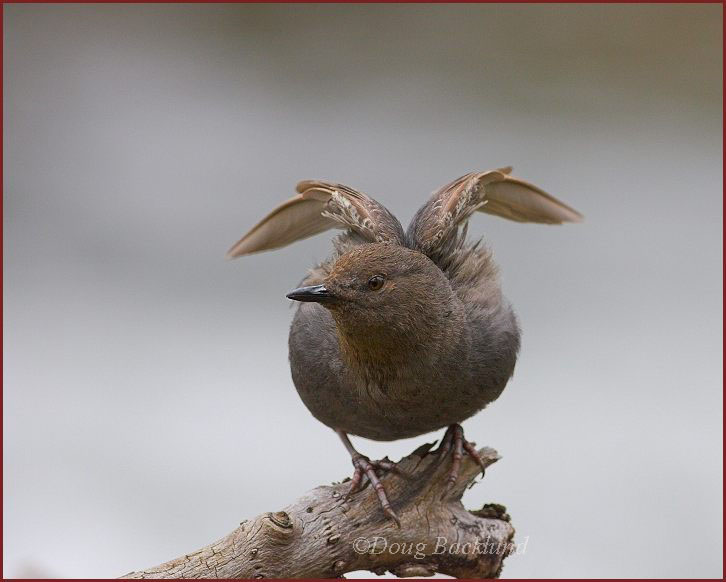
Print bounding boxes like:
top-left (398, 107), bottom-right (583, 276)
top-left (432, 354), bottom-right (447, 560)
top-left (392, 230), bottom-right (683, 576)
top-left (268, 511), bottom-right (293, 529)
top-left (263, 512), bottom-right (294, 540)
top-left (392, 563), bottom-right (436, 577)
top-left (332, 560), bottom-right (347, 574)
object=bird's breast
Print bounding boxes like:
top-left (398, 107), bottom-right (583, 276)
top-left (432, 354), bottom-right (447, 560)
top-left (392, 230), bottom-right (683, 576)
top-left (288, 300), bottom-right (518, 441)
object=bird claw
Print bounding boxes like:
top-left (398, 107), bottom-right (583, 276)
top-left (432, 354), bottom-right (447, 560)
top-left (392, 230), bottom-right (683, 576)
top-left (348, 457), bottom-right (398, 494)
top-left (437, 424), bottom-right (486, 499)
top-left (337, 431), bottom-right (400, 526)
top-left (462, 439), bottom-right (487, 475)
top-left (347, 454), bottom-right (401, 527)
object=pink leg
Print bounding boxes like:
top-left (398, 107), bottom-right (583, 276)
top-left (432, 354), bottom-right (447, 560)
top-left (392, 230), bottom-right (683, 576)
top-left (336, 430), bottom-right (401, 527)
top-left (437, 423), bottom-right (487, 498)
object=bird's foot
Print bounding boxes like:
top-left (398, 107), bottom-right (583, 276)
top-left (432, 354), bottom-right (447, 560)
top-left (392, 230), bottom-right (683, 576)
top-left (336, 430), bottom-right (401, 527)
top-left (436, 423), bottom-right (487, 499)
top-left (349, 456), bottom-right (398, 491)
top-left (348, 454), bottom-right (401, 526)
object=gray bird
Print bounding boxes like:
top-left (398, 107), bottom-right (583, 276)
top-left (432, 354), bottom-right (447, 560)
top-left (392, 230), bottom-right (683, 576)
top-left (228, 167), bottom-right (581, 524)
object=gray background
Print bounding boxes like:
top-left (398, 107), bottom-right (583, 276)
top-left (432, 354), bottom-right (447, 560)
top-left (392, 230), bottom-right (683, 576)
top-left (3, 4), bottom-right (722, 579)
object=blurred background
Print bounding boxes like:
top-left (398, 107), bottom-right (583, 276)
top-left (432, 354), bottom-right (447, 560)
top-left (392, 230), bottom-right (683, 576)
top-left (3, 3), bottom-right (722, 579)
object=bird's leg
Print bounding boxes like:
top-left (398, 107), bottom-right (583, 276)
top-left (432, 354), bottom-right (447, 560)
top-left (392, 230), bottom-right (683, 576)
top-left (436, 424), bottom-right (456, 462)
top-left (336, 429), bottom-right (401, 526)
top-left (442, 425), bottom-right (465, 497)
top-left (348, 458), bottom-right (397, 495)
top-left (437, 423), bottom-right (488, 499)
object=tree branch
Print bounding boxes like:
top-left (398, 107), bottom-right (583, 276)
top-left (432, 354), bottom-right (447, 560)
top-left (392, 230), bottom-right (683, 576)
top-left (121, 442), bottom-right (515, 579)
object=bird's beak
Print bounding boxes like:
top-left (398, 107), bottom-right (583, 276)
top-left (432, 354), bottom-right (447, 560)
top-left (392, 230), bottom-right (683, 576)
top-left (286, 284), bottom-right (337, 303)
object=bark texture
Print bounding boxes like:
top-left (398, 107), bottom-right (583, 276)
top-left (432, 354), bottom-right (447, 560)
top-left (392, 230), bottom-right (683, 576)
top-left (121, 442), bottom-right (515, 579)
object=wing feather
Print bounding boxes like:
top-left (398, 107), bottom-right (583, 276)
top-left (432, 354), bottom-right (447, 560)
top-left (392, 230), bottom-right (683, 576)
top-left (226, 196), bottom-right (334, 258)
top-left (407, 167), bottom-right (582, 255)
top-left (482, 174), bottom-right (583, 224)
top-left (227, 181), bottom-right (404, 258)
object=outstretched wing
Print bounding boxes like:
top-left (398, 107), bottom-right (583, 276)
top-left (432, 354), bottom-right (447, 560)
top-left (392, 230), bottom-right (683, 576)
top-left (227, 180), bottom-right (405, 258)
top-left (407, 167), bottom-right (582, 254)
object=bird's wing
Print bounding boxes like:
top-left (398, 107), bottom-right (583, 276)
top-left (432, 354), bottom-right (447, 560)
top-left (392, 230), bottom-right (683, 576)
top-left (407, 167), bottom-right (582, 254)
top-left (227, 181), bottom-right (405, 258)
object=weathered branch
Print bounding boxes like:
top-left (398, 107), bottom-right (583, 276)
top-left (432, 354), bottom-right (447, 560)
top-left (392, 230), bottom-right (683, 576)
top-left (121, 442), bottom-right (515, 579)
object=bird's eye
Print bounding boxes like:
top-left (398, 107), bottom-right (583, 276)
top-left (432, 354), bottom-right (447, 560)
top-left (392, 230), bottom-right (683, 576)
top-left (367, 275), bottom-right (385, 291)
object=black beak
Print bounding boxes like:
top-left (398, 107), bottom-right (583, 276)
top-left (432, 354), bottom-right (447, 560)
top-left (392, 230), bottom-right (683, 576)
top-left (286, 284), bottom-right (336, 303)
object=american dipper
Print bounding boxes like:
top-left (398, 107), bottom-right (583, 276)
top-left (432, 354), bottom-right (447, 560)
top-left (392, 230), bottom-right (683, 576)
top-left (228, 167), bottom-right (581, 524)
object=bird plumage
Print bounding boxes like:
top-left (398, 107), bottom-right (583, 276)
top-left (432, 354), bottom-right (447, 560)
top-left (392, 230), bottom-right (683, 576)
top-left (227, 166), bottom-right (581, 259)
top-left (229, 167), bottom-right (581, 519)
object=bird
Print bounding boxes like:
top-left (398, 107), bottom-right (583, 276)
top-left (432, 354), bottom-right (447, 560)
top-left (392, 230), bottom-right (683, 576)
top-left (227, 167), bottom-right (581, 525)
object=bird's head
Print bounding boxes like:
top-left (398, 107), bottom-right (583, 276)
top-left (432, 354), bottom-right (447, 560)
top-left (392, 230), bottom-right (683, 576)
top-left (286, 244), bottom-right (458, 351)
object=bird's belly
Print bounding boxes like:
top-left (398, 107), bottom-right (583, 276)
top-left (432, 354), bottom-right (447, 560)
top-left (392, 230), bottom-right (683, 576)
top-left (291, 352), bottom-right (497, 441)
top-left (288, 303), bottom-right (515, 441)
top-left (351, 379), bottom-right (490, 440)
top-left (294, 364), bottom-right (501, 440)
